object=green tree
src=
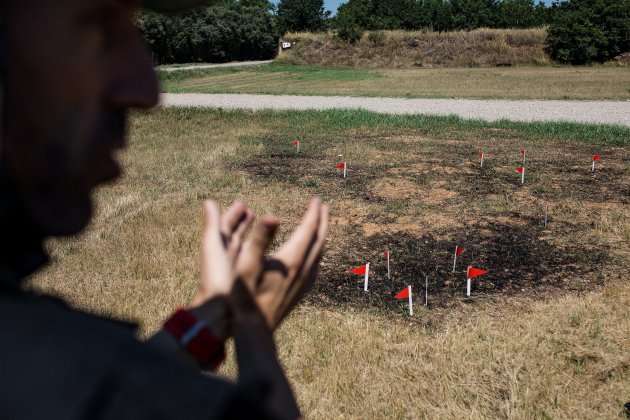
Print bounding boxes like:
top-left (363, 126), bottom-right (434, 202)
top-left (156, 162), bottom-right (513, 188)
top-left (276, 0), bottom-right (331, 34)
top-left (418, 0), bottom-right (453, 31)
top-left (334, 12), bottom-right (363, 43)
top-left (496, 0), bottom-right (546, 28)
top-left (136, 0), bottom-right (279, 65)
top-left (450, 0), bottom-right (498, 30)
top-left (546, 0), bottom-right (630, 64)
top-left (335, 0), bottom-right (374, 29)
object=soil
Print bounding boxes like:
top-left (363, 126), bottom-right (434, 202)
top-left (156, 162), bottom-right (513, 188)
top-left (234, 131), bottom-right (629, 318)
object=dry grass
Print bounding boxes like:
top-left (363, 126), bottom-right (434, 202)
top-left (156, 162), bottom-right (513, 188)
top-left (27, 108), bottom-right (630, 418)
top-left (273, 285), bottom-right (630, 418)
top-left (163, 64), bottom-right (630, 100)
top-left (281, 28), bottom-right (550, 68)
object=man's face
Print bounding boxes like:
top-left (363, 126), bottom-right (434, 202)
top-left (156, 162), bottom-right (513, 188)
top-left (3, 0), bottom-right (158, 235)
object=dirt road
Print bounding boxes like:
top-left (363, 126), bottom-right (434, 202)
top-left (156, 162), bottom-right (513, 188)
top-left (158, 60), bottom-right (273, 72)
top-left (160, 93), bottom-right (630, 126)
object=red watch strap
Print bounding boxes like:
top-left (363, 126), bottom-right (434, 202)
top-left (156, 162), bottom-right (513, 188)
top-left (163, 308), bottom-right (225, 370)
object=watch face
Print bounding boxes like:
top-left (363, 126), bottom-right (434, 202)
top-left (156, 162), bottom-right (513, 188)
top-left (163, 309), bottom-right (225, 371)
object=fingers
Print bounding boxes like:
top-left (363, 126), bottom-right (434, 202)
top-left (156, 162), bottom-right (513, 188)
top-left (239, 215), bottom-right (279, 274)
top-left (228, 208), bottom-right (254, 259)
top-left (276, 198), bottom-right (322, 264)
top-left (249, 215), bottom-right (279, 257)
top-left (203, 200), bottom-right (222, 247)
top-left (221, 201), bottom-right (248, 237)
top-left (280, 203), bottom-right (329, 320)
top-left (305, 204), bottom-right (329, 269)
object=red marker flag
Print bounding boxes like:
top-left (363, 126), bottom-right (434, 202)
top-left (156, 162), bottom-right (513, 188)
top-left (349, 263), bottom-right (370, 291)
top-left (516, 167), bottom-right (524, 173)
top-left (395, 287), bottom-right (409, 299)
top-left (293, 140), bottom-right (299, 145)
top-left (592, 155), bottom-right (601, 172)
top-left (349, 264), bottom-right (367, 275)
top-left (337, 162), bottom-right (347, 178)
top-left (466, 266), bottom-right (488, 297)
top-left (383, 251), bottom-right (389, 258)
top-left (453, 246), bottom-right (464, 272)
top-left (520, 149), bottom-right (525, 155)
top-left (395, 286), bottom-right (413, 315)
top-left (293, 140), bottom-right (300, 153)
top-left (517, 166), bottom-right (525, 183)
top-left (479, 152), bottom-right (484, 167)
top-left (467, 267), bottom-right (488, 279)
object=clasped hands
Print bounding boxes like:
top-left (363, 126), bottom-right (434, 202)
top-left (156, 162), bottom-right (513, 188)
top-left (191, 198), bottom-right (329, 335)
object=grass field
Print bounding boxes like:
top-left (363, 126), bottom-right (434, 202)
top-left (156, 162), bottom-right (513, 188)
top-left (159, 62), bottom-right (630, 101)
top-left (29, 108), bottom-right (630, 418)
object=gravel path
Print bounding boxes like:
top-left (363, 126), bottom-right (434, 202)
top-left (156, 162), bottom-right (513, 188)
top-left (160, 93), bottom-right (630, 126)
top-left (158, 60), bottom-right (273, 72)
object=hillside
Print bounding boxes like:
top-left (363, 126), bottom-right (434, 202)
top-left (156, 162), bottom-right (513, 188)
top-left (280, 28), bottom-right (550, 68)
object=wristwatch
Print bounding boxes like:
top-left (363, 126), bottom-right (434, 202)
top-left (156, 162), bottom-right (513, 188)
top-left (163, 308), bottom-right (226, 370)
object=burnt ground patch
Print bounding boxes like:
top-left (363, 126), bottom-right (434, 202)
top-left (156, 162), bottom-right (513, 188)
top-left (232, 130), bottom-right (628, 315)
top-left (310, 213), bottom-right (611, 313)
top-left (236, 134), bottom-right (394, 201)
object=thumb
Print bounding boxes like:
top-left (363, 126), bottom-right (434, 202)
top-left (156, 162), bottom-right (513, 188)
top-left (202, 200), bottom-right (222, 247)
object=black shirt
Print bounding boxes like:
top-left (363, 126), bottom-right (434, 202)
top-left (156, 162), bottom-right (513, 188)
top-left (0, 286), bottom-right (271, 419)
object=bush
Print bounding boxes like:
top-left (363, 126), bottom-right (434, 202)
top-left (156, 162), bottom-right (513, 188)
top-left (546, 0), bottom-right (630, 65)
top-left (335, 15), bottom-right (363, 43)
top-left (368, 30), bottom-right (386, 45)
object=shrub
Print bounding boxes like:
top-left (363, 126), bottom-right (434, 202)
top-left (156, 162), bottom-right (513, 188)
top-left (335, 15), bottom-right (363, 43)
top-left (368, 30), bottom-right (386, 45)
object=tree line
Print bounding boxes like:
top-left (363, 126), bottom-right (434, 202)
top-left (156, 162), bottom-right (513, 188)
top-left (137, 0), bottom-right (630, 65)
top-left (136, 0), bottom-right (279, 65)
top-left (331, 0), bottom-right (550, 34)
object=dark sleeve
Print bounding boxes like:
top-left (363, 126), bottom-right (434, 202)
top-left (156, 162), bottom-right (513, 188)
top-left (0, 295), bottom-right (276, 420)
top-left (86, 340), bottom-right (277, 420)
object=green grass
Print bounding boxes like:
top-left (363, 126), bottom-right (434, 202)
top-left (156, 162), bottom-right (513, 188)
top-left (158, 62), bottom-right (381, 88)
top-left (159, 62), bottom-right (630, 101)
top-left (161, 107), bottom-right (630, 146)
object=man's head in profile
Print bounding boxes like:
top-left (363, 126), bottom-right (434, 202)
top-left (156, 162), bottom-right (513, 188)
top-left (1, 0), bottom-right (210, 239)
top-left (2, 0), bottom-right (163, 239)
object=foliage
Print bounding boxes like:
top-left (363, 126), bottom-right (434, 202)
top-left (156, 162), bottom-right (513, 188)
top-left (334, 13), bottom-right (363, 43)
top-left (276, 0), bottom-right (331, 34)
top-left (449, 0), bottom-right (497, 30)
top-left (333, 0), bottom-right (549, 32)
top-left (136, 0), bottom-right (279, 65)
top-left (546, 0), bottom-right (630, 64)
top-left (496, 0), bottom-right (548, 29)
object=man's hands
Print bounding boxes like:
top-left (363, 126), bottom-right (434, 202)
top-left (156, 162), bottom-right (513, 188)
top-left (191, 198), bottom-right (329, 331)
top-left (191, 201), bottom-right (253, 307)
top-left (236, 198), bottom-right (329, 329)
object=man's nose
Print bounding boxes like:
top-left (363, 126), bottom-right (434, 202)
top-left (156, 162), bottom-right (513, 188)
top-left (107, 28), bottom-right (159, 110)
